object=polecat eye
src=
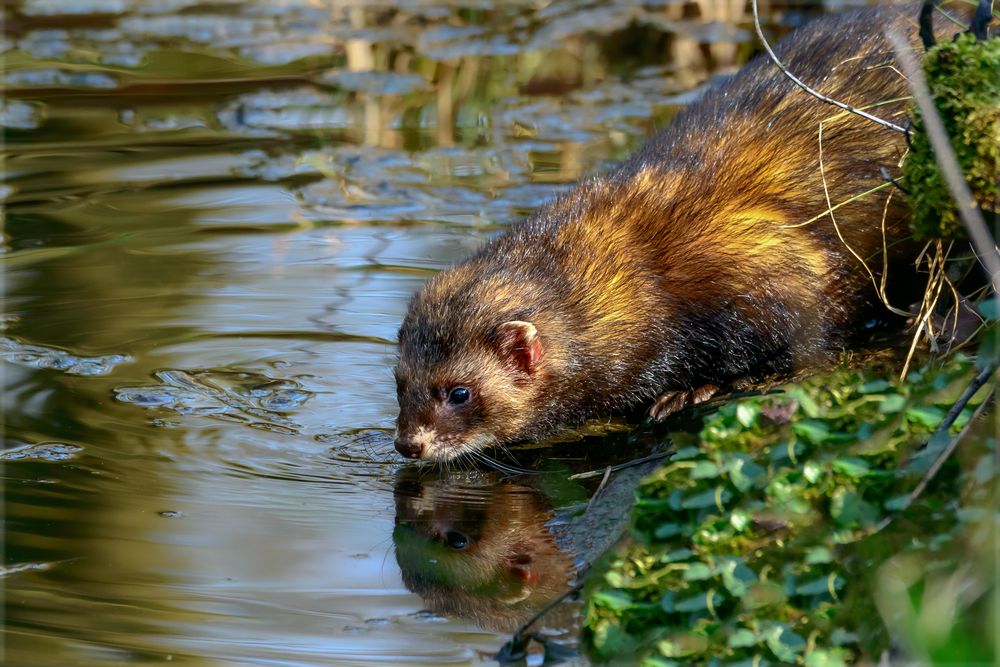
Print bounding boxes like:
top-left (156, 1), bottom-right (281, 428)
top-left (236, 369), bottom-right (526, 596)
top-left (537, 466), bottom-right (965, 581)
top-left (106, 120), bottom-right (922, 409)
top-left (444, 530), bottom-right (469, 550)
top-left (447, 387), bottom-right (471, 405)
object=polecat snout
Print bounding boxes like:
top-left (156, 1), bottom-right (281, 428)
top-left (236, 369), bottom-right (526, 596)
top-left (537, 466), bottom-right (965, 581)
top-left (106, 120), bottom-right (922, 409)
top-left (394, 3), bottom-right (936, 462)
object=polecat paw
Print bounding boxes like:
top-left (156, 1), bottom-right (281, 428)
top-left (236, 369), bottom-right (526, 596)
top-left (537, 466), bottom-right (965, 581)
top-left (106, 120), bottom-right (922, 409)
top-left (647, 384), bottom-right (719, 421)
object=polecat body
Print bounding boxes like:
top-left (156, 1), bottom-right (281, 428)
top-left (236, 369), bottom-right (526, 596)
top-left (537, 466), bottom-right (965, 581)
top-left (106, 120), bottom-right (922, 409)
top-left (394, 3), bottom-right (930, 461)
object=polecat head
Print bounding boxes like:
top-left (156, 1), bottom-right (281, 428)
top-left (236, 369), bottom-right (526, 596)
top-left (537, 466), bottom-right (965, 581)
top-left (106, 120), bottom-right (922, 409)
top-left (394, 272), bottom-right (547, 462)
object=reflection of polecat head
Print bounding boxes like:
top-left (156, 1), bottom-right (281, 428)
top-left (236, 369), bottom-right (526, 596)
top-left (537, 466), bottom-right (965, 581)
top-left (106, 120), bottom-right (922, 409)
top-left (392, 467), bottom-right (575, 632)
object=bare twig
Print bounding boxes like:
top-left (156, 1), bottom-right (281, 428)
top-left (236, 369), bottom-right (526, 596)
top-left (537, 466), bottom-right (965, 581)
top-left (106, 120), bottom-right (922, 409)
top-left (877, 361), bottom-right (998, 531)
top-left (886, 28), bottom-right (1000, 297)
top-left (585, 465), bottom-right (614, 512)
top-left (750, 0), bottom-right (906, 134)
top-left (569, 450), bottom-right (674, 481)
top-left (903, 389), bottom-right (994, 512)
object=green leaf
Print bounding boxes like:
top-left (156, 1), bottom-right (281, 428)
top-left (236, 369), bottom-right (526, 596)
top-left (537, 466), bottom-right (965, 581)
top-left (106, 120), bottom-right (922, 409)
top-left (859, 379), bottom-right (891, 393)
top-left (728, 628), bottom-right (758, 648)
top-left (805, 546), bottom-right (833, 564)
top-left (795, 575), bottom-right (843, 596)
top-left (654, 523), bottom-right (682, 540)
top-left (681, 487), bottom-right (727, 510)
top-left (878, 394), bottom-right (906, 413)
top-left (790, 388), bottom-right (822, 418)
top-left (830, 488), bottom-right (877, 528)
top-left (766, 625), bottom-right (806, 663)
top-left (683, 562), bottom-right (713, 581)
top-left (593, 590), bottom-right (633, 612)
top-left (590, 620), bottom-right (635, 657)
top-left (672, 446), bottom-right (702, 460)
top-left (720, 558), bottom-right (757, 597)
top-left (829, 629), bottom-right (859, 645)
top-left (805, 648), bottom-right (849, 667)
top-left (906, 405), bottom-right (946, 428)
top-left (727, 455), bottom-right (765, 492)
top-left (977, 297), bottom-right (1000, 320)
top-left (640, 658), bottom-right (681, 667)
top-left (691, 461), bottom-right (720, 479)
top-left (793, 419), bottom-right (831, 443)
top-left (736, 402), bottom-right (760, 428)
top-left (729, 509), bottom-right (750, 532)
top-left (657, 633), bottom-right (708, 657)
top-left (661, 548), bottom-right (694, 563)
top-left (674, 593), bottom-right (710, 612)
top-left (605, 570), bottom-right (625, 587)
top-left (976, 328), bottom-right (1000, 369)
top-left (832, 457), bottom-right (871, 479)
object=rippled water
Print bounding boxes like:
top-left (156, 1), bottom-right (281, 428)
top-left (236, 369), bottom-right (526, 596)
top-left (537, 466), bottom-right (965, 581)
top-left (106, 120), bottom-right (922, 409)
top-left (3, 1), bottom-right (850, 664)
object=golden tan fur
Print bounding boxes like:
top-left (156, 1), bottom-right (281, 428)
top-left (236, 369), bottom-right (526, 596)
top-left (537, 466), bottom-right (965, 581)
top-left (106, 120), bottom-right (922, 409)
top-left (394, 2), bottom-right (972, 461)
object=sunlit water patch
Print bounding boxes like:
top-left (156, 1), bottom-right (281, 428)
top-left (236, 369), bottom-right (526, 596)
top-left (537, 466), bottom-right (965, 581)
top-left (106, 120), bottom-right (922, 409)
top-left (1, 336), bottom-right (131, 376)
top-left (115, 368), bottom-right (313, 429)
top-left (0, 441), bottom-right (84, 462)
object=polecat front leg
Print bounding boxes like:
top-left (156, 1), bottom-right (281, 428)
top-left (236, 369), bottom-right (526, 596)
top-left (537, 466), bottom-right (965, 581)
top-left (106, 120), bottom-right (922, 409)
top-left (647, 384), bottom-right (719, 421)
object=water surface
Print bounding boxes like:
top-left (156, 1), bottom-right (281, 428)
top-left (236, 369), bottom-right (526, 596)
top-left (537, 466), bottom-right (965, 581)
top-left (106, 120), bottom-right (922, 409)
top-left (2, 1), bottom-right (843, 664)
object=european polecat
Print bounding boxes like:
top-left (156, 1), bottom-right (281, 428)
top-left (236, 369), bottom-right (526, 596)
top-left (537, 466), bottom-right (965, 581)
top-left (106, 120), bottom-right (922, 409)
top-left (393, 3), bottom-right (951, 462)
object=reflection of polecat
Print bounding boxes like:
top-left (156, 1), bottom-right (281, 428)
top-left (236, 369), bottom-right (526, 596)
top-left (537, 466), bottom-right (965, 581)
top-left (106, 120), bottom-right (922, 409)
top-left (393, 468), bottom-right (575, 632)
top-left (393, 4), bottom-right (952, 461)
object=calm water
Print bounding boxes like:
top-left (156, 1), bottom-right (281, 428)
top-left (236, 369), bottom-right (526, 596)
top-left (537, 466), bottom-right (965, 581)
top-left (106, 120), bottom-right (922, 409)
top-left (2, 1), bottom-right (847, 664)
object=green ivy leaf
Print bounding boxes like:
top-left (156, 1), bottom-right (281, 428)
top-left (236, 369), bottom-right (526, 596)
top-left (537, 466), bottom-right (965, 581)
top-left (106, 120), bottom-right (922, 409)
top-left (683, 562), bottom-right (713, 581)
top-left (736, 402), bottom-right (760, 428)
top-left (661, 548), bottom-right (694, 563)
top-left (766, 625), bottom-right (806, 663)
top-left (795, 574), bottom-right (844, 597)
top-left (720, 558), bottom-right (757, 597)
top-left (878, 394), bottom-right (906, 413)
top-left (691, 461), bottom-right (720, 479)
top-left (906, 405), bottom-right (946, 428)
top-left (793, 419), bottom-right (831, 443)
top-left (805, 546), bottom-right (833, 564)
top-left (977, 297), bottom-right (999, 321)
top-left (657, 633), bottom-right (708, 658)
top-left (728, 628), bottom-right (758, 648)
top-left (832, 457), bottom-right (871, 479)
top-left (859, 379), bottom-right (891, 393)
top-left (654, 523), bottom-right (682, 540)
top-left (674, 593), bottom-right (710, 613)
top-left (681, 487), bottom-right (728, 510)
top-left (592, 590), bottom-right (633, 612)
top-left (605, 570), bottom-right (626, 587)
top-left (805, 648), bottom-right (849, 667)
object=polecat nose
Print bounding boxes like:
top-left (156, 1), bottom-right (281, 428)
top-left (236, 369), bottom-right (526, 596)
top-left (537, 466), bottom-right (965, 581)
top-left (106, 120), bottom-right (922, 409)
top-left (394, 437), bottom-right (423, 459)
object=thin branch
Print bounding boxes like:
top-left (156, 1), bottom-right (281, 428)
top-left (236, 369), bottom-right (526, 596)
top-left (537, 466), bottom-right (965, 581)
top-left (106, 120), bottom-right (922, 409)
top-left (877, 361), bottom-right (998, 530)
top-left (585, 465), bottom-right (614, 512)
top-left (886, 28), bottom-right (1000, 297)
top-left (905, 388), bottom-right (993, 510)
top-left (750, 0), bottom-right (906, 134)
top-left (569, 450), bottom-right (674, 481)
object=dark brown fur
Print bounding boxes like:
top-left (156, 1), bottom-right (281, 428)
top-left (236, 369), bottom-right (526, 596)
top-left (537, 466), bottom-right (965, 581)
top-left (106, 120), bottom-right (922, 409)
top-left (394, 3), bottom-right (947, 461)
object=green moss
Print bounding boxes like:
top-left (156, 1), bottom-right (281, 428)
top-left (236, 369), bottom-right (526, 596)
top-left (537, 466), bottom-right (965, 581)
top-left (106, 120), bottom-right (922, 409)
top-left (904, 33), bottom-right (1000, 240)
top-left (582, 355), bottom-right (996, 665)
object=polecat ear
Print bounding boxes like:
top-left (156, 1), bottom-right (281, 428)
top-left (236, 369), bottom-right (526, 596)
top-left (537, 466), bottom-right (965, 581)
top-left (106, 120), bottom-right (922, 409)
top-left (494, 320), bottom-right (543, 375)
